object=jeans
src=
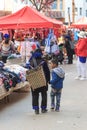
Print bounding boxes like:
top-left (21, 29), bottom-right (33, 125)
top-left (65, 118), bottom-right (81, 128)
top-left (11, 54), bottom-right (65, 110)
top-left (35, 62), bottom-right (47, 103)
top-left (50, 89), bottom-right (62, 110)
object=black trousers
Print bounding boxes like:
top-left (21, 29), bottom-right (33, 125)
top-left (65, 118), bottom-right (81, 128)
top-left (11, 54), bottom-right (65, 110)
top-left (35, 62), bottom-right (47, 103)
top-left (32, 88), bottom-right (47, 110)
top-left (67, 52), bottom-right (73, 64)
top-left (2, 56), bottom-right (8, 63)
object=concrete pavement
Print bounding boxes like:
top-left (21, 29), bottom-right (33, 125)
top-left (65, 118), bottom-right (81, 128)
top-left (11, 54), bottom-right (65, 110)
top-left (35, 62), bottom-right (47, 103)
top-left (0, 61), bottom-right (87, 130)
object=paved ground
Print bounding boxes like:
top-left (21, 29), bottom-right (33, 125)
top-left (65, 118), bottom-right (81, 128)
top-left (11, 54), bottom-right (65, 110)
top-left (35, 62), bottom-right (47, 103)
top-left (0, 60), bottom-right (87, 130)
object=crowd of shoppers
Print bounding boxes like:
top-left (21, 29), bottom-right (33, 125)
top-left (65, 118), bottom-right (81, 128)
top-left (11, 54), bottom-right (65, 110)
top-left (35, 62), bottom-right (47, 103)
top-left (0, 28), bottom-right (87, 115)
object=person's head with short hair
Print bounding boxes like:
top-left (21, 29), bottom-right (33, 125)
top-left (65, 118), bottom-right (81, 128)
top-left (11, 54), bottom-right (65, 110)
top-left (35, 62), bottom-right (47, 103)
top-left (51, 58), bottom-right (58, 69)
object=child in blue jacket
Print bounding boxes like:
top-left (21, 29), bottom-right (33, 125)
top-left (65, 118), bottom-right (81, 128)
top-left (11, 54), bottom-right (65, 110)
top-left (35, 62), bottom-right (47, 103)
top-left (49, 59), bottom-right (65, 111)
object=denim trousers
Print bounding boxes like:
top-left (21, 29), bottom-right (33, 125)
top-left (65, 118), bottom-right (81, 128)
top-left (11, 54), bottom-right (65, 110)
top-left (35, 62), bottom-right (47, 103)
top-left (50, 89), bottom-right (62, 110)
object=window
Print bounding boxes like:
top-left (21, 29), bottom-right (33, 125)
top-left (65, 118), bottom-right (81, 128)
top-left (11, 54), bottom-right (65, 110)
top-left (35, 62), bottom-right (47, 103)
top-left (75, 7), bottom-right (78, 15)
top-left (51, 1), bottom-right (57, 9)
top-left (86, 10), bottom-right (87, 17)
top-left (75, 8), bottom-right (78, 13)
top-left (80, 8), bottom-right (82, 15)
top-left (60, 0), bottom-right (63, 10)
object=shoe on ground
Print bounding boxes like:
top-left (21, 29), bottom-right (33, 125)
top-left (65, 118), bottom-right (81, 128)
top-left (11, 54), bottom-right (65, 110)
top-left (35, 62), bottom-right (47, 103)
top-left (35, 110), bottom-right (39, 114)
top-left (41, 109), bottom-right (48, 113)
top-left (80, 77), bottom-right (87, 81)
top-left (50, 107), bottom-right (55, 110)
top-left (75, 76), bottom-right (81, 80)
top-left (55, 109), bottom-right (60, 112)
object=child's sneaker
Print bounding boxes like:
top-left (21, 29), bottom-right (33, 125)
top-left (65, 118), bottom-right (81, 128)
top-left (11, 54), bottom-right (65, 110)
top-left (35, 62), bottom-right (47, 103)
top-left (80, 77), bottom-right (87, 81)
top-left (55, 109), bottom-right (60, 112)
top-left (75, 76), bottom-right (81, 80)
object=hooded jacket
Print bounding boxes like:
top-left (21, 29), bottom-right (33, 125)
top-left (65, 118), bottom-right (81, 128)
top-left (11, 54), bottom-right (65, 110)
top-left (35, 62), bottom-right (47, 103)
top-left (50, 67), bottom-right (65, 90)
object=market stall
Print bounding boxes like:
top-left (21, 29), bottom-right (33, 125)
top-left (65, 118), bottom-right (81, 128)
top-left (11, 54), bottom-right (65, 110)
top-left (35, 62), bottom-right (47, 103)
top-left (71, 17), bottom-right (87, 29)
top-left (0, 6), bottom-right (63, 29)
top-left (0, 6), bottom-right (63, 101)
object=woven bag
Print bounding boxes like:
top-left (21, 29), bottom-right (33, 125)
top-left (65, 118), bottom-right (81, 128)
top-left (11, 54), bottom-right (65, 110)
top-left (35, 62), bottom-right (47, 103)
top-left (26, 66), bottom-right (46, 90)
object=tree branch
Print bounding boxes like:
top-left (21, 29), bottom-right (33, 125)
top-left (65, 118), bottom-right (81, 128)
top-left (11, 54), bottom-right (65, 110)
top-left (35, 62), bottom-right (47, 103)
top-left (28, 0), bottom-right (57, 11)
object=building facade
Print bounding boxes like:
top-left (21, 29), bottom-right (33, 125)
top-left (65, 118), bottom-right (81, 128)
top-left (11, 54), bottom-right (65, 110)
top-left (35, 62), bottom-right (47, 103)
top-left (0, 0), bottom-right (87, 24)
top-left (0, 0), bottom-right (29, 16)
top-left (65, 0), bottom-right (87, 23)
top-left (0, 0), bottom-right (12, 16)
top-left (46, 0), bottom-right (87, 23)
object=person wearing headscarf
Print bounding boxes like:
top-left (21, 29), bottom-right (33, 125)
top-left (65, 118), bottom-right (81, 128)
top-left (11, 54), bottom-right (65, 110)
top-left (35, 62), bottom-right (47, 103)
top-left (0, 34), bottom-right (15, 63)
top-left (29, 48), bottom-right (50, 114)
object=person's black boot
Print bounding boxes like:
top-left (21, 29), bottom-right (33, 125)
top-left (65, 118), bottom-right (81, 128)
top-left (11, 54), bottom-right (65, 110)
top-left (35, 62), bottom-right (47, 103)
top-left (41, 109), bottom-right (48, 113)
top-left (35, 109), bottom-right (39, 114)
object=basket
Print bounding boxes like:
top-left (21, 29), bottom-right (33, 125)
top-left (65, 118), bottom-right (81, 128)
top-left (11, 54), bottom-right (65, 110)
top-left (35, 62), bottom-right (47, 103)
top-left (0, 84), bottom-right (7, 100)
top-left (26, 66), bottom-right (46, 90)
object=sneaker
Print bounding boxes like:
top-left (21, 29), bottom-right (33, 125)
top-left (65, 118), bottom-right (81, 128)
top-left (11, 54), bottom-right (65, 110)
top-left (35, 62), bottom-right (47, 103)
top-left (35, 110), bottom-right (39, 114)
top-left (55, 109), bottom-right (60, 112)
top-left (41, 109), bottom-right (48, 113)
top-left (75, 76), bottom-right (81, 80)
top-left (80, 77), bottom-right (87, 81)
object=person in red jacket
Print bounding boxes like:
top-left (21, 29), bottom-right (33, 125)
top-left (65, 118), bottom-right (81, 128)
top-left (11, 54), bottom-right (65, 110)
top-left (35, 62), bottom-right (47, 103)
top-left (75, 31), bottom-right (87, 80)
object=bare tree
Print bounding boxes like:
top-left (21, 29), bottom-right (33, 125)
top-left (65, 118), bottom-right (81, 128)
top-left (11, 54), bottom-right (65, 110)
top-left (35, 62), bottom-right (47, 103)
top-left (28, 0), bottom-right (57, 11)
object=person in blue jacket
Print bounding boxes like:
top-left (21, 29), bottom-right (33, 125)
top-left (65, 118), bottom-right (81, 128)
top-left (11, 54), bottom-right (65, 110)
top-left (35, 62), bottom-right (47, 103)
top-left (29, 48), bottom-right (50, 114)
top-left (49, 59), bottom-right (65, 112)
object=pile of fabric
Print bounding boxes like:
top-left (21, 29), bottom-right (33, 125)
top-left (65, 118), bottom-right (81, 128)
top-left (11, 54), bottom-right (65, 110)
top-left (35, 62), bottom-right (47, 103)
top-left (0, 61), bottom-right (27, 92)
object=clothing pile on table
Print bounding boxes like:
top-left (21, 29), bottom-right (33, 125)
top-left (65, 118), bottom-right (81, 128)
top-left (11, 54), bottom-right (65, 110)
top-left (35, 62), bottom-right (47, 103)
top-left (0, 61), bottom-right (27, 92)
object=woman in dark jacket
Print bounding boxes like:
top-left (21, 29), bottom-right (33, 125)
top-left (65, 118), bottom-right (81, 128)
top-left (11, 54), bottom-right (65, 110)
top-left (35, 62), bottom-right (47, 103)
top-left (64, 36), bottom-right (73, 64)
top-left (29, 49), bottom-right (50, 114)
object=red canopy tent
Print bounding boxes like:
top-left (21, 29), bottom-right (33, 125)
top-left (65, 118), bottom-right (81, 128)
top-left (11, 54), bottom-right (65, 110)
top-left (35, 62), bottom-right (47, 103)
top-left (0, 6), bottom-right (63, 29)
top-left (71, 17), bottom-right (87, 28)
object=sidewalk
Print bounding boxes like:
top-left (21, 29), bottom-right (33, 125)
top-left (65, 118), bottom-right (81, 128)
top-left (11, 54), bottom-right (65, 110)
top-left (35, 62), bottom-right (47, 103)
top-left (0, 61), bottom-right (87, 130)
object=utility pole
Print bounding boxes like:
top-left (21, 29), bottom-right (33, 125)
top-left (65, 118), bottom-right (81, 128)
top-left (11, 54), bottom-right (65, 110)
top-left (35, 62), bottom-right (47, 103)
top-left (4, 0), bottom-right (6, 15)
top-left (72, 0), bottom-right (75, 23)
top-left (68, 11), bottom-right (71, 26)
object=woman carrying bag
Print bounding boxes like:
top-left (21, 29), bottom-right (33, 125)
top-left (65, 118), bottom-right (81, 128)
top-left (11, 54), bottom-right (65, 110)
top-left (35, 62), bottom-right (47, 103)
top-left (29, 48), bottom-right (50, 114)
